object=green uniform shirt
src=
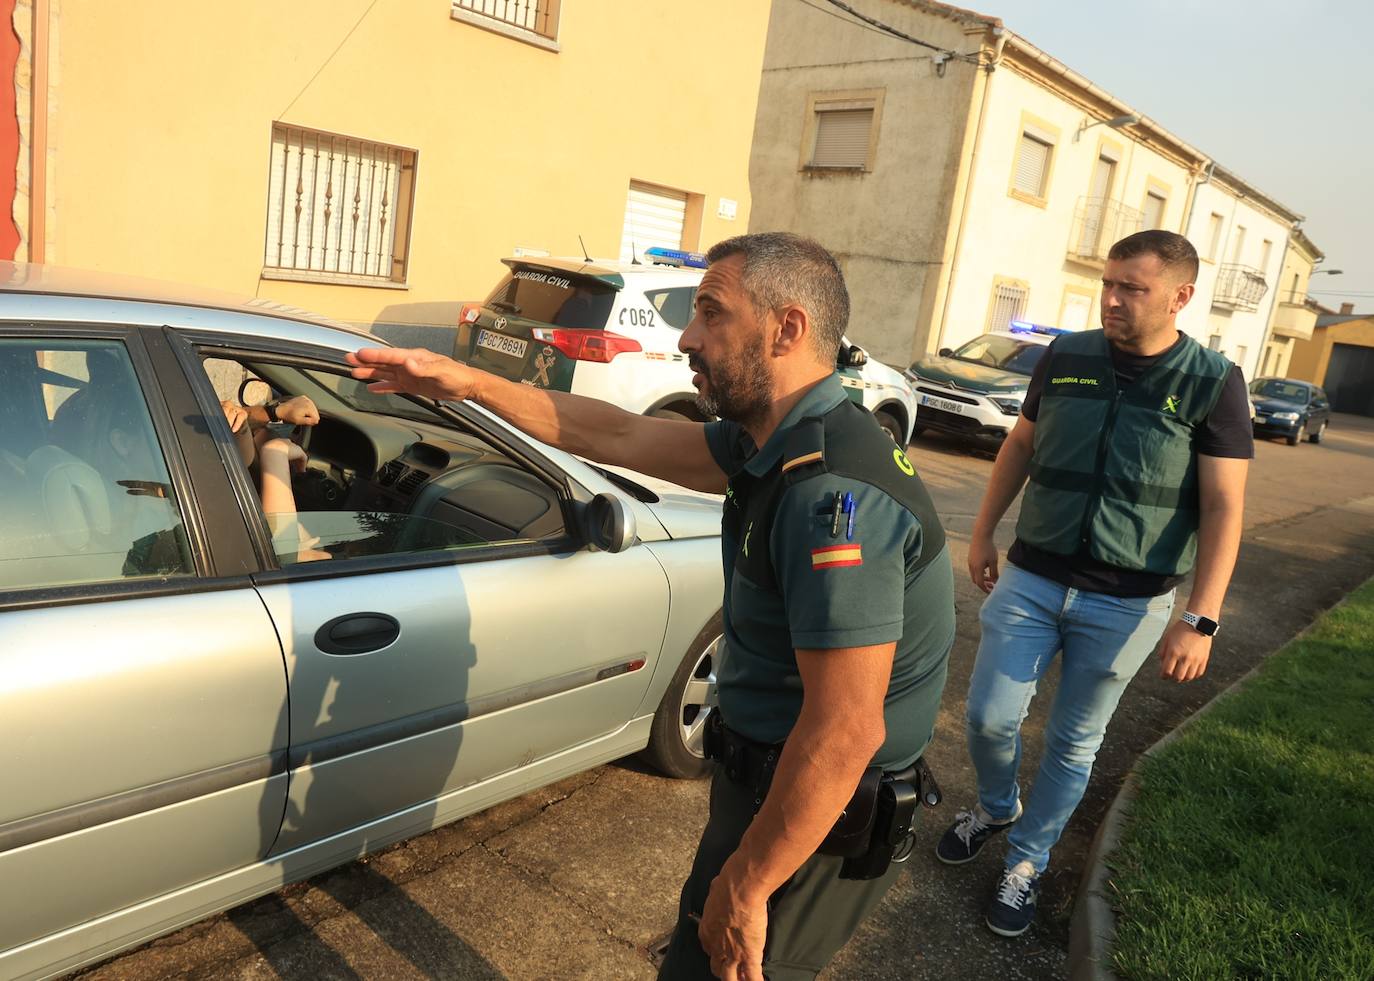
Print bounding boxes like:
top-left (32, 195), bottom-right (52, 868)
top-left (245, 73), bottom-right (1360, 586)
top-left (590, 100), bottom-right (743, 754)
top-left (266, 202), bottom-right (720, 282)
top-left (704, 374), bottom-right (954, 770)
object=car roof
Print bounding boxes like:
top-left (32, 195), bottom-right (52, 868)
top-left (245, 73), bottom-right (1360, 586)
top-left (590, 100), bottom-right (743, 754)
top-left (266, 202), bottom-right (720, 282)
top-left (0, 261), bottom-right (383, 352)
top-left (501, 255), bottom-right (702, 283)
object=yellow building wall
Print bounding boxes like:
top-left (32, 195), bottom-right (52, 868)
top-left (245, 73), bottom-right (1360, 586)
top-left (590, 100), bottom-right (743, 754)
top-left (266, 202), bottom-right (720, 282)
top-left (47, 1), bottom-right (769, 334)
top-left (1289, 318), bottom-right (1374, 384)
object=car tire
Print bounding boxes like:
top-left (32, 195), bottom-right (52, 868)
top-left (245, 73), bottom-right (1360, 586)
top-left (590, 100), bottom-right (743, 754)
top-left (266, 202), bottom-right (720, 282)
top-left (642, 612), bottom-right (724, 780)
top-left (875, 410), bottom-right (904, 446)
top-left (1286, 427), bottom-right (1301, 446)
top-left (1307, 419), bottom-right (1327, 444)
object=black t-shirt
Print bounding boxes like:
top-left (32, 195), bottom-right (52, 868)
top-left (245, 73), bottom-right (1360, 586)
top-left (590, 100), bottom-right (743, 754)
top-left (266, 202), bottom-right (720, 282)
top-left (1008, 333), bottom-right (1253, 597)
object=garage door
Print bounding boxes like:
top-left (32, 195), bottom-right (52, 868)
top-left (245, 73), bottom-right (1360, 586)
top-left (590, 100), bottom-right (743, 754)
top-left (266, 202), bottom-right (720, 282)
top-left (620, 181), bottom-right (686, 264)
top-left (1326, 343), bottom-right (1374, 416)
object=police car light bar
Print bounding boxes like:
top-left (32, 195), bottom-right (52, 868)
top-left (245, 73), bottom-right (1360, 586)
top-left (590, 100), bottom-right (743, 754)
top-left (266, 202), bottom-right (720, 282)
top-left (644, 247), bottom-right (708, 269)
top-left (1009, 320), bottom-right (1070, 336)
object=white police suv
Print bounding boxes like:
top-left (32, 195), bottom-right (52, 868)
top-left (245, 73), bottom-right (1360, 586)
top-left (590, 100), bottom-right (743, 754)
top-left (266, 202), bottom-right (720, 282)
top-left (905, 322), bottom-right (1066, 443)
top-left (453, 248), bottom-right (919, 443)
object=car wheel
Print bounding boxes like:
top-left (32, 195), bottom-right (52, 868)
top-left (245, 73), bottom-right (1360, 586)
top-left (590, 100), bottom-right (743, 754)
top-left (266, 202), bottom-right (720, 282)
top-left (875, 410), bottom-right (904, 446)
top-left (643, 612), bottom-right (724, 779)
top-left (1286, 429), bottom-right (1300, 446)
top-left (1307, 419), bottom-right (1327, 444)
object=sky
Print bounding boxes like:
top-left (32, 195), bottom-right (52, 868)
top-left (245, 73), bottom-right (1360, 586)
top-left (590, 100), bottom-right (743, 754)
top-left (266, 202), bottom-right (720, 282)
top-left (969, 0), bottom-right (1373, 313)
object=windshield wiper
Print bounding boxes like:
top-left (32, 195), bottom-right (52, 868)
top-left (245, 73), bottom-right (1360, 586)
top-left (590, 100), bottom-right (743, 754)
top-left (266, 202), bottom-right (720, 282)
top-left (488, 300), bottom-right (520, 314)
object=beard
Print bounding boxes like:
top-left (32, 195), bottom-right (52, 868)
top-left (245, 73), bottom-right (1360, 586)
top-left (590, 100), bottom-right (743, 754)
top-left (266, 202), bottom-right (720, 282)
top-left (690, 333), bottom-right (774, 426)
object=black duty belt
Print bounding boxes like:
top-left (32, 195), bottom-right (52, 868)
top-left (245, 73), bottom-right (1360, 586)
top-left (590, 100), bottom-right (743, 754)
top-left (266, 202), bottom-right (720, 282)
top-left (703, 713), bottom-right (943, 880)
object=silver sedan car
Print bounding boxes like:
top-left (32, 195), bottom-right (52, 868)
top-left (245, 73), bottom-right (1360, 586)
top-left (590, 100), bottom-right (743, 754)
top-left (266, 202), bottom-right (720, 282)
top-left (0, 264), bottom-right (725, 981)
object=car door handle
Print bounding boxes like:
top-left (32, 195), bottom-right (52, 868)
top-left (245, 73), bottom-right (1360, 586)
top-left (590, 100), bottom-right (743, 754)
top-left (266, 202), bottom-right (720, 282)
top-left (314, 613), bottom-right (401, 656)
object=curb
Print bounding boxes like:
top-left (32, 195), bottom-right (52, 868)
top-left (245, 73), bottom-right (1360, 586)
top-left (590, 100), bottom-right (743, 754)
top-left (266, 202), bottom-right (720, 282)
top-left (1066, 655), bottom-right (1274, 981)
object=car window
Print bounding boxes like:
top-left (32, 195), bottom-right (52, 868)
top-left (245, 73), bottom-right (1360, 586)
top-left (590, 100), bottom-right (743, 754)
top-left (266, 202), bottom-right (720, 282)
top-left (643, 286), bottom-right (697, 330)
top-left (0, 339), bottom-right (194, 591)
top-left (952, 334), bottom-right (1046, 376)
top-left (484, 266), bottom-right (617, 328)
top-left (203, 356), bottom-right (567, 568)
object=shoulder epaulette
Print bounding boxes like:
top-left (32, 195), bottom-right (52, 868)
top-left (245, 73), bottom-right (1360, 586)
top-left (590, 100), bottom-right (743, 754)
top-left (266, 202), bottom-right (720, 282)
top-left (780, 416), bottom-right (826, 479)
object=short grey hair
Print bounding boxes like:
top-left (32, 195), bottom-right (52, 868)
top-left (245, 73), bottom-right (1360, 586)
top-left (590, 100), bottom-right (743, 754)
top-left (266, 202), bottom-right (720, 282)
top-left (705, 232), bottom-right (849, 362)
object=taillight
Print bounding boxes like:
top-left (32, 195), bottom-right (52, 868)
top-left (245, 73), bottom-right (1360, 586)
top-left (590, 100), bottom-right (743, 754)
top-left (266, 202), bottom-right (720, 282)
top-left (530, 328), bottom-right (642, 364)
top-left (459, 303), bottom-right (482, 325)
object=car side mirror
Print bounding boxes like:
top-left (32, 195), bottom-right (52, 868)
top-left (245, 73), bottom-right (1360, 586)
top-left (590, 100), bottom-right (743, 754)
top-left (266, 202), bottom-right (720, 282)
top-left (585, 492), bottom-right (637, 553)
top-left (844, 345), bottom-right (869, 368)
top-left (938, 347), bottom-right (953, 358)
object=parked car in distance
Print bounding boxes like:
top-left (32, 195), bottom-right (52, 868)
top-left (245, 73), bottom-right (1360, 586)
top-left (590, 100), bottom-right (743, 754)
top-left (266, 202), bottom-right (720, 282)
top-left (1249, 376), bottom-right (1332, 445)
top-left (0, 262), bottom-right (726, 981)
top-left (452, 248), bottom-right (920, 444)
top-left (905, 322), bottom-right (1063, 444)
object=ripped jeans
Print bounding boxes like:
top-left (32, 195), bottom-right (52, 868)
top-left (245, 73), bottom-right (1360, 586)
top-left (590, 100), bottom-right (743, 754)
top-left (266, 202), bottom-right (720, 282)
top-left (965, 563), bottom-right (1174, 873)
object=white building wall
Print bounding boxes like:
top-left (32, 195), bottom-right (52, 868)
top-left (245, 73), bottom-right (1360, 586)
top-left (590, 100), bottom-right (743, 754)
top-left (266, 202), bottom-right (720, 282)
top-left (938, 62), bottom-right (1196, 353)
top-left (1182, 181), bottom-right (1292, 379)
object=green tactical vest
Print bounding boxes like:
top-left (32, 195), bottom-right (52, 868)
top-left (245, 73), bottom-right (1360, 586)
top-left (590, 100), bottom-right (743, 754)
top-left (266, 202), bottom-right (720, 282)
top-left (1015, 329), bottom-right (1231, 576)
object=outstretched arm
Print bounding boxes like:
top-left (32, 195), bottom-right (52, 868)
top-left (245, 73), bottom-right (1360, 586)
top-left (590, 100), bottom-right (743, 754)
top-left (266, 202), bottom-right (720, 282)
top-left (348, 347), bottom-right (727, 494)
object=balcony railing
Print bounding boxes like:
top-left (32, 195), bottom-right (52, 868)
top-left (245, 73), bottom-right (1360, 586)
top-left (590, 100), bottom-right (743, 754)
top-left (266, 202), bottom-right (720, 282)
top-left (1212, 263), bottom-right (1269, 313)
top-left (1067, 196), bottom-right (1144, 265)
top-left (453, 0), bottom-right (560, 40)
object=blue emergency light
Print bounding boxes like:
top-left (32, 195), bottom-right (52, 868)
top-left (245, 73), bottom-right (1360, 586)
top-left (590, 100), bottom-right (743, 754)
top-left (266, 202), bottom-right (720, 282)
top-left (644, 247), bottom-right (708, 269)
top-left (1009, 320), bottom-right (1070, 336)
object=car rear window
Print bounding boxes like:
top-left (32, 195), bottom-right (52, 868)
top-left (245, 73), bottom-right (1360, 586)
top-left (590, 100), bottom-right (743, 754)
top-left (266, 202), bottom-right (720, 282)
top-left (484, 266), bottom-right (617, 329)
top-left (644, 286), bottom-right (697, 330)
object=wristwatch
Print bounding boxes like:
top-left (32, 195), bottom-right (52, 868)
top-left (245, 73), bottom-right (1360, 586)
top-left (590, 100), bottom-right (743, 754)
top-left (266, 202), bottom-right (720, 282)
top-left (1180, 611), bottom-right (1220, 637)
top-left (264, 400), bottom-right (281, 423)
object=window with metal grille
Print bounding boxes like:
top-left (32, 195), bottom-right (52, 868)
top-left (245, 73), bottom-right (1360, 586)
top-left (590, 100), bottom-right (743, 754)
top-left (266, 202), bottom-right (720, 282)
top-left (263, 125), bottom-right (416, 285)
top-left (1012, 133), bottom-right (1052, 198)
top-left (986, 282), bottom-right (1029, 332)
top-left (811, 108), bottom-right (874, 169)
top-left (452, 0), bottom-right (560, 41)
top-left (1143, 191), bottom-right (1166, 230)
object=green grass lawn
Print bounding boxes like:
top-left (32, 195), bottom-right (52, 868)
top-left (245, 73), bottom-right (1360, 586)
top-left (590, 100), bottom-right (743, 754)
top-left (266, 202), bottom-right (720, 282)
top-left (1108, 579), bottom-right (1374, 981)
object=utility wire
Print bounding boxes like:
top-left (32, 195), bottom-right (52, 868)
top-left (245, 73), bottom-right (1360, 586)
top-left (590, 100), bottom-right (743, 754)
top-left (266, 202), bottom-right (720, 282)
top-left (808, 0), bottom-right (985, 65)
top-left (277, 0), bottom-right (383, 121)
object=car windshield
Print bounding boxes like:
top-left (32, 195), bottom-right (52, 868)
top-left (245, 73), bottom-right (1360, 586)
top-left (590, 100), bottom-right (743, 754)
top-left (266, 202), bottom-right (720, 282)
top-left (1250, 379), bottom-right (1309, 402)
top-left (484, 265), bottom-right (618, 328)
top-left (950, 334), bottom-right (1048, 375)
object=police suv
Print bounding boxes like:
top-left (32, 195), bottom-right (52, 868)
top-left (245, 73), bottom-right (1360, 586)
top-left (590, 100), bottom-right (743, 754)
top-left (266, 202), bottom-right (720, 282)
top-left (904, 322), bottom-right (1066, 442)
top-left (453, 249), bottom-right (919, 444)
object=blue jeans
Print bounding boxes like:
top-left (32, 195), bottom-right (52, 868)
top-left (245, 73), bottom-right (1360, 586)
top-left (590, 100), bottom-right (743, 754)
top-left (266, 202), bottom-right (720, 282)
top-left (965, 563), bottom-right (1175, 873)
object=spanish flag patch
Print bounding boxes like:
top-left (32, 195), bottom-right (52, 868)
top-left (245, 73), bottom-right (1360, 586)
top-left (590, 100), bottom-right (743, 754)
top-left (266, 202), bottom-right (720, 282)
top-left (811, 543), bottom-right (862, 569)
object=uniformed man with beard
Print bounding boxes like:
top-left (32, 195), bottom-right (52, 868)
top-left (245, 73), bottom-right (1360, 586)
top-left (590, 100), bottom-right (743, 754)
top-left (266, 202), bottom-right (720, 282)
top-left (349, 233), bottom-right (955, 981)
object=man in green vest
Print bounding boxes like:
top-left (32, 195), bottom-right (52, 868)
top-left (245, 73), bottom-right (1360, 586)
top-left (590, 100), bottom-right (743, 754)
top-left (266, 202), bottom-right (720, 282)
top-left (350, 232), bottom-right (955, 980)
top-left (935, 230), bottom-right (1252, 937)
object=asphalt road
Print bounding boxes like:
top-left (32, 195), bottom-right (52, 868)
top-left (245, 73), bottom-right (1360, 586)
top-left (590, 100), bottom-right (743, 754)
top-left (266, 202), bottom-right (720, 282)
top-left (77, 414), bottom-right (1374, 981)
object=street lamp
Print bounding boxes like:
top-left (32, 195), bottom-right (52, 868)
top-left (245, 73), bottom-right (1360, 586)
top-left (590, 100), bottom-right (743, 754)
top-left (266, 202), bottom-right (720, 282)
top-left (1074, 112), bottom-right (1140, 142)
top-left (1310, 269), bottom-right (1343, 276)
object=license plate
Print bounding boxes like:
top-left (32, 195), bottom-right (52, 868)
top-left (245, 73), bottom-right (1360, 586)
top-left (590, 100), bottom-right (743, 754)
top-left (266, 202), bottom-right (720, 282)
top-left (920, 394), bottom-right (964, 415)
top-left (476, 329), bottom-right (528, 359)
top-left (1254, 414), bottom-right (1267, 423)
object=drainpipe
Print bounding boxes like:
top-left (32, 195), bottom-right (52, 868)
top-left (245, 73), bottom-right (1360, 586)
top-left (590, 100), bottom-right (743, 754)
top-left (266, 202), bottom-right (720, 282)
top-left (931, 26), bottom-right (1005, 354)
top-left (1180, 160), bottom-right (1215, 239)
top-left (28, 0), bottom-right (48, 263)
